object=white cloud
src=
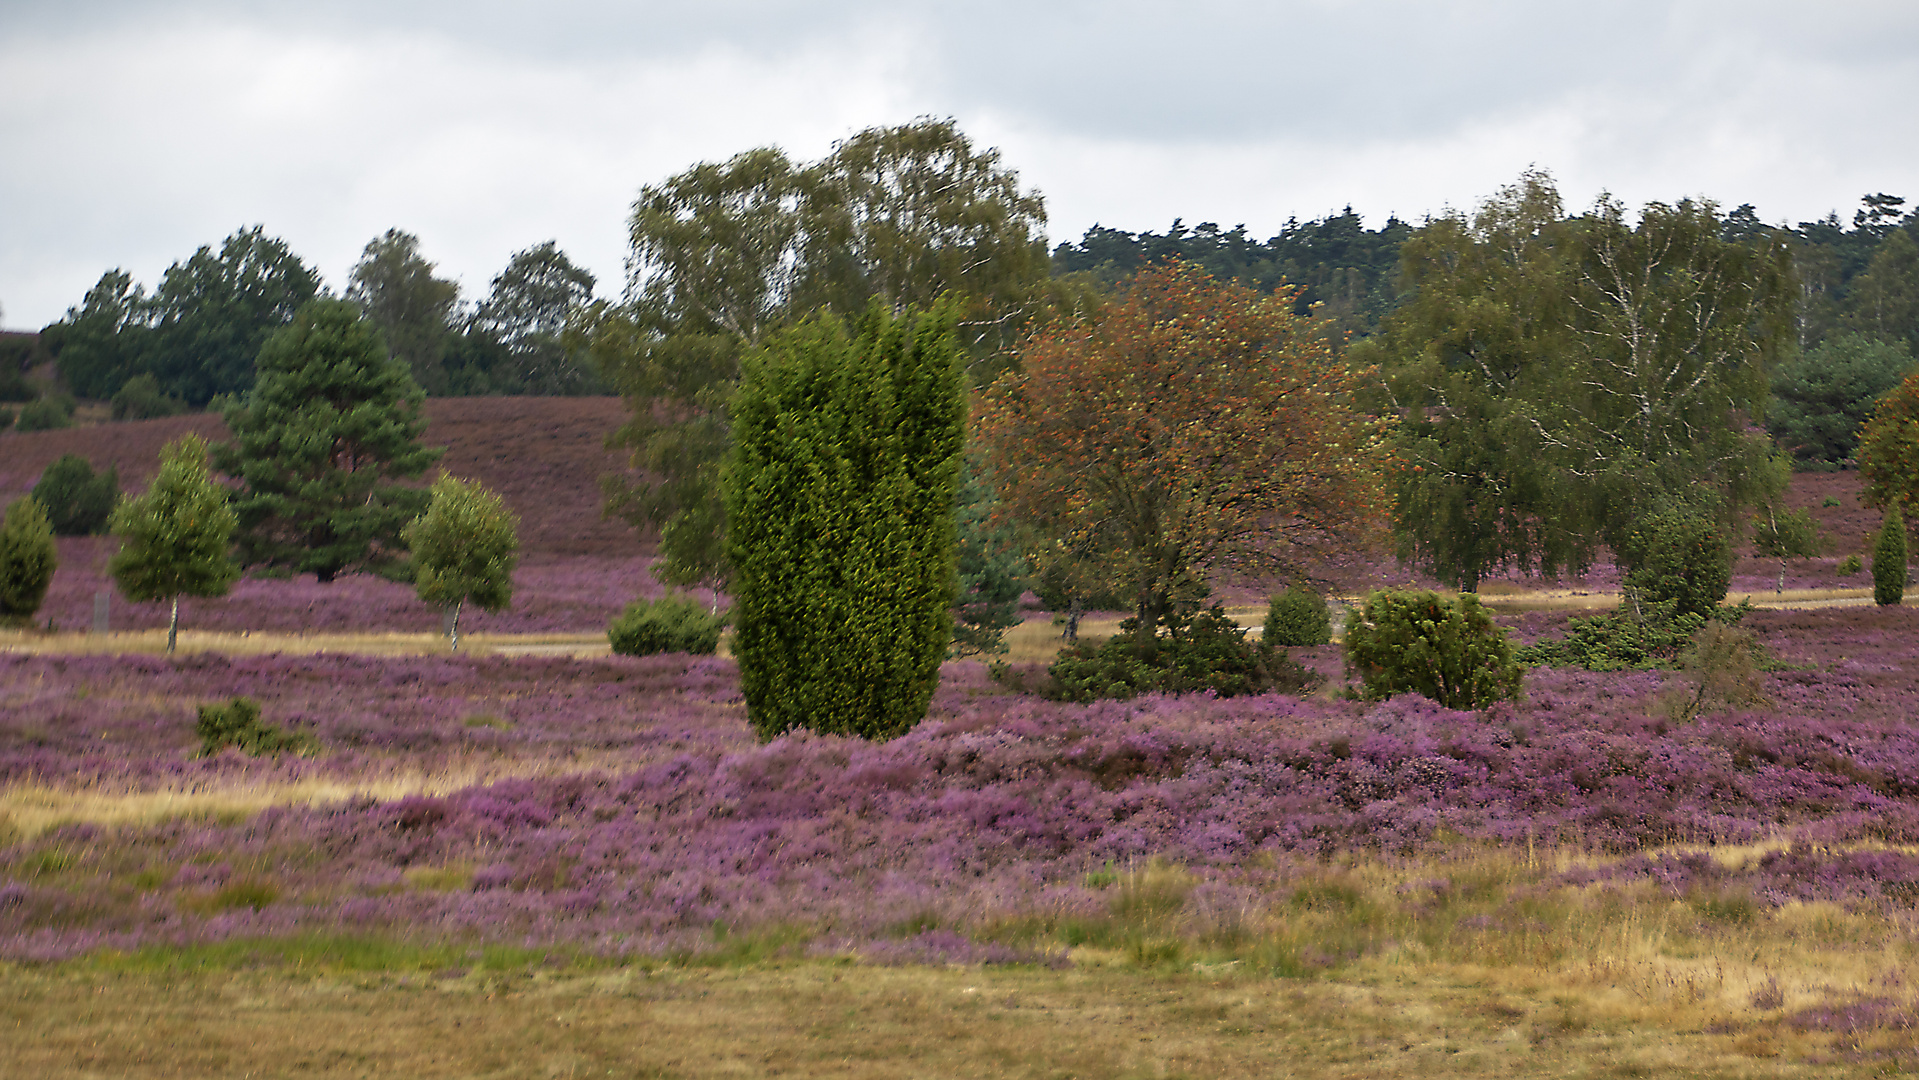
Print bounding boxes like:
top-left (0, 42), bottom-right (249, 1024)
top-left (2, 1), bottom-right (1915, 328)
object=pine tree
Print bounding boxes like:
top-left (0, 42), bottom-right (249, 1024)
top-left (1874, 505), bottom-right (1908, 606)
top-left (108, 434), bottom-right (239, 652)
top-left (0, 496), bottom-right (58, 626)
top-left (402, 474), bottom-right (519, 651)
top-left (215, 299), bottom-right (442, 581)
top-left (725, 302), bottom-right (965, 740)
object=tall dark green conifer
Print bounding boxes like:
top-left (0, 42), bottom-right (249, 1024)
top-left (216, 299), bottom-right (442, 582)
top-left (1874, 505), bottom-right (1908, 606)
top-left (725, 302), bottom-right (965, 740)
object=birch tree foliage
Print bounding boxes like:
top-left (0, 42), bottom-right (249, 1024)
top-left (108, 434), bottom-right (239, 653)
top-left (590, 120), bottom-right (1049, 601)
top-left (1363, 172), bottom-right (1795, 590)
top-left (402, 474), bottom-right (519, 651)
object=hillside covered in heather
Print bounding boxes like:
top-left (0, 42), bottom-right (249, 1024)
top-left (0, 398), bottom-right (658, 636)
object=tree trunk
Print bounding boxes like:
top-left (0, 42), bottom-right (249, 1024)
top-left (448, 598), bottom-right (464, 652)
top-left (166, 595), bottom-right (180, 655)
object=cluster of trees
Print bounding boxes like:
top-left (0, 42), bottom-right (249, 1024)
top-left (622, 138), bottom-right (1919, 733)
top-left (1356, 170), bottom-right (1798, 593)
top-left (1049, 210), bottom-right (1413, 340)
top-left (586, 118), bottom-right (1054, 607)
top-left (4, 298), bottom-right (521, 651)
top-left (39, 228), bottom-right (600, 407)
top-left (605, 121), bottom-right (1390, 738)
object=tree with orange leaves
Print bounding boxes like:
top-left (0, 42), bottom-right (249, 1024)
top-left (975, 261), bottom-right (1390, 631)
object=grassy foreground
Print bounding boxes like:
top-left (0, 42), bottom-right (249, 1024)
top-left (7, 845), bottom-right (1917, 1078)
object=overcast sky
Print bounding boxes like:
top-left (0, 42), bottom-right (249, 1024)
top-left (3, 0), bottom-right (1916, 329)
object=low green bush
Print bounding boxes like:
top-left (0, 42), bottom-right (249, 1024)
top-left (1518, 598), bottom-right (1752, 672)
top-left (1343, 589), bottom-right (1520, 709)
top-left (1264, 583), bottom-right (1331, 646)
top-left (109, 374), bottom-right (187, 421)
top-left (1615, 504), bottom-right (1731, 620)
top-left (195, 697), bottom-right (317, 757)
top-left (0, 406), bottom-right (14, 430)
top-left (608, 593), bottom-right (727, 656)
top-left (1029, 605), bottom-right (1315, 703)
top-left (31, 454), bottom-right (119, 536)
top-left (14, 396), bottom-right (74, 432)
top-left (0, 496), bottom-right (57, 626)
top-left (1838, 553), bottom-right (1863, 576)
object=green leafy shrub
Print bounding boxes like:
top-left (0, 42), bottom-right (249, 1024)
top-left (0, 497), bottom-right (58, 626)
top-left (14, 396), bottom-right (74, 432)
top-left (109, 374), bottom-right (187, 420)
top-left (0, 406), bottom-right (13, 430)
top-left (1343, 589), bottom-right (1520, 709)
top-left (1037, 605), bottom-right (1315, 703)
top-left (1615, 505), bottom-right (1731, 620)
top-left (31, 454), bottom-right (119, 536)
top-left (1519, 598), bottom-right (1751, 672)
top-left (1839, 553), bottom-right (1863, 576)
top-left (0, 361), bottom-right (34, 403)
top-left (608, 593), bottom-right (727, 656)
top-left (1874, 505), bottom-right (1907, 606)
top-left (1659, 620), bottom-right (1767, 723)
top-left (195, 697), bottom-right (316, 757)
top-left (1264, 583), bottom-right (1332, 646)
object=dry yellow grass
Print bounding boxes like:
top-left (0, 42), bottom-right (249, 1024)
top-left (4, 832), bottom-right (1916, 1076)
top-left (0, 754), bottom-right (642, 841)
top-left (0, 628), bottom-right (617, 659)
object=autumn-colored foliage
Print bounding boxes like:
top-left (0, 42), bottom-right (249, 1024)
top-left (975, 261), bottom-right (1389, 626)
top-left (1858, 368), bottom-right (1919, 518)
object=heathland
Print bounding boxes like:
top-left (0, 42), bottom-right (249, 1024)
top-left (5, 403), bottom-right (1919, 1076)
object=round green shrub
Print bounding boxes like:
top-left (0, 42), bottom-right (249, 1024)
top-left (1343, 589), bottom-right (1520, 709)
top-left (14, 396), bottom-right (74, 432)
top-left (0, 496), bottom-right (58, 625)
top-left (1838, 553), bottom-right (1863, 576)
top-left (1040, 605), bottom-right (1314, 703)
top-left (110, 374), bottom-right (186, 421)
top-left (608, 593), bottom-right (727, 656)
top-left (1264, 583), bottom-right (1331, 646)
top-left (31, 454), bottom-right (119, 536)
top-left (1616, 505), bottom-right (1731, 620)
top-left (1874, 506), bottom-right (1907, 606)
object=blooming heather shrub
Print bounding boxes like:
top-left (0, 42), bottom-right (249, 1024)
top-left (1041, 606), bottom-right (1314, 702)
top-left (608, 593), bottom-right (726, 656)
top-left (12, 609), bottom-right (1919, 962)
top-left (1874, 506), bottom-right (1907, 606)
top-left (195, 697), bottom-right (316, 757)
top-left (1343, 589), bottom-right (1519, 708)
top-left (1264, 584), bottom-right (1331, 647)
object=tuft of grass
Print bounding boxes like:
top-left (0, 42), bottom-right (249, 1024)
top-left (402, 864), bottom-right (474, 892)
